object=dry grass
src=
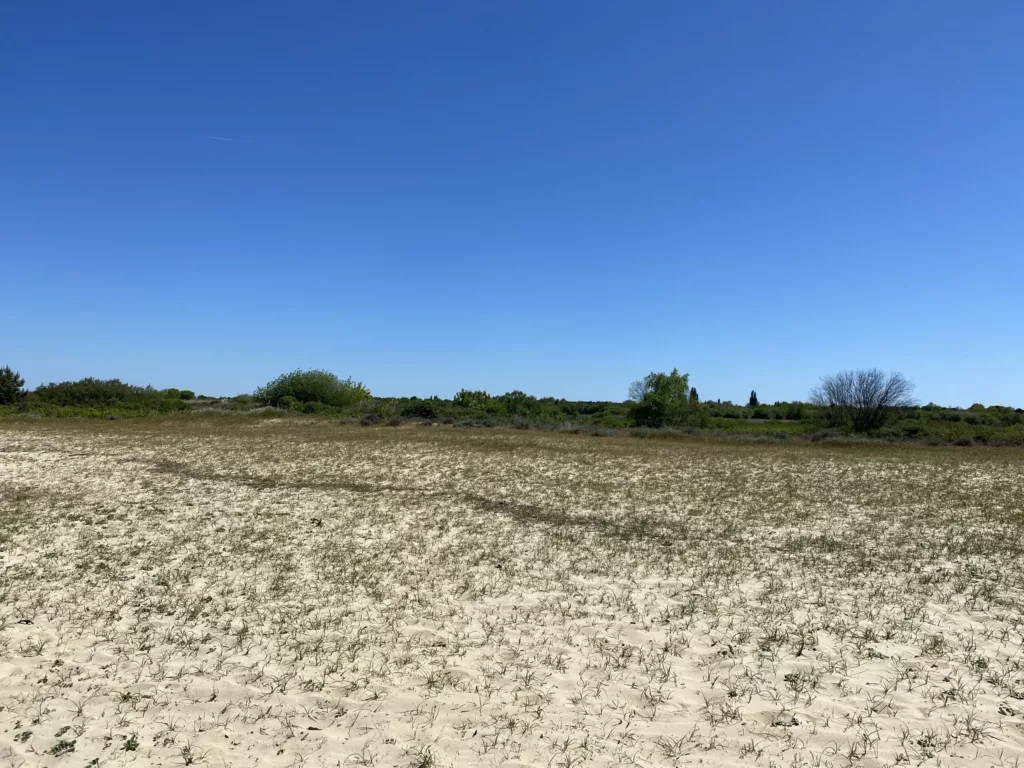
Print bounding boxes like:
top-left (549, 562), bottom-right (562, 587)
top-left (1, 418), bottom-right (1023, 767)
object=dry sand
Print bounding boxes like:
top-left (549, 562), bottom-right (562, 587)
top-left (1, 419), bottom-right (1023, 767)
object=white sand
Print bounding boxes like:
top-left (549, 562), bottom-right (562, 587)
top-left (1, 420), bottom-right (1023, 767)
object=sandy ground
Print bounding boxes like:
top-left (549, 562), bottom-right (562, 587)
top-left (1, 419), bottom-right (1024, 767)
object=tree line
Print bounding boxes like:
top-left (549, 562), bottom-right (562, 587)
top-left (1, 364), bottom-right (1021, 443)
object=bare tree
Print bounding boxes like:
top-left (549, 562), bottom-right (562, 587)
top-left (810, 369), bottom-right (916, 432)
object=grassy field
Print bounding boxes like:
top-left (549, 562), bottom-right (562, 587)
top-left (1, 419), bottom-right (1023, 767)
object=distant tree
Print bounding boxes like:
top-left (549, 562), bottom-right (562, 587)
top-left (748, 390), bottom-right (759, 408)
top-left (0, 366), bottom-right (26, 405)
top-left (810, 369), bottom-right (916, 432)
top-left (453, 389), bottom-right (491, 410)
top-left (627, 368), bottom-right (695, 428)
top-left (690, 388), bottom-right (699, 404)
top-left (500, 390), bottom-right (532, 416)
top-left (255, 369), bottom-right (369, 409)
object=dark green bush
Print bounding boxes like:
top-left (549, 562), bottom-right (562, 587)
top-left (179, 390), bottom-right (195, 400)
top-left (31, 378), bottom-right (163, 408)
top-left (402, 401), bottom-right (438, 419)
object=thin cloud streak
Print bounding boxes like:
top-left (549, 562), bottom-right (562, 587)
top-left (208, 135), bottom-right (253, 144)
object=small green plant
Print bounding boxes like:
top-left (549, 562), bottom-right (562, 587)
top-left (46, 740), bottom-right (76, 756)
top-left (180, 742), bottom-right (206, 765)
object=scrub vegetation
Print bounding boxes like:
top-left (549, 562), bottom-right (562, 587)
top-left (1, 365), bottom-right (1021, 446)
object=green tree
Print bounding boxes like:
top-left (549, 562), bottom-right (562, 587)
top-left (453, 389), bottom-right (491, 410)
top-left (254, 369), bottom-right (369, 409)
top-left (627, 368), bottom-right (696, 428)
top-left (748, 390), bottom-right (759, 408)
top-left (499, 390), bottom-right (537, 418)
top-left (0, 366), bottom-right (26, 405)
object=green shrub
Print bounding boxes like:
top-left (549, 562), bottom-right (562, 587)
top-left (31, 378), bottom-right (164, 409)
top-left (255, 369), bottom-right (369, 409)
top-left (402, 401), bottom-right (438, 419)
top-left (179, 390), bottom-right (195, 400)
top-left (279, 395), bottom-right (301, 411)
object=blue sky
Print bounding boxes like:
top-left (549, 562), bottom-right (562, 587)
top-left (3, 2), bottom-right (1022, 406)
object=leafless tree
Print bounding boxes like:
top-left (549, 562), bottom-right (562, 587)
top-left (810, 369), bottom-right (916, 432)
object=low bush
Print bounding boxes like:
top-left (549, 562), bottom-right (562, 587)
top-left (32, 378), bottom-right (164, 408)
top-left (402, 401), bottom-right (438, 420)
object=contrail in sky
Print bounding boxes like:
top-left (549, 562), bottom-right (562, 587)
top-left (208, 135), bottom-right (253, 144)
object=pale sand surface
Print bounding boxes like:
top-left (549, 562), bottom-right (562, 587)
top-left (1, 419), bottom-right (1023, 767)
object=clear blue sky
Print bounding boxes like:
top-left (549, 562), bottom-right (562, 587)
top-left (3, 2), bottom-right (1022, 407)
